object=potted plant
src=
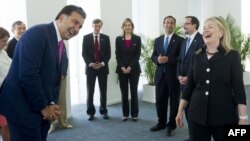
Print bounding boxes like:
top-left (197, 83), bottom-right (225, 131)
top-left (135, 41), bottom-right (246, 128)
top-left (140, 36), bottom-right (156, 103)
top-left (224, 14), bottom-right (250, 85)
top-left (141, 36), bottom-right (156, 85)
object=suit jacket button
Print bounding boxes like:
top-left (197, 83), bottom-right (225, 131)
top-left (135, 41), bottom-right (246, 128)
top-left (206, 68), bottom-right (210, 72)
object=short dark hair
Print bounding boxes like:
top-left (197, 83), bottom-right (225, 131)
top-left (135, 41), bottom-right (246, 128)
top-left (11, 21), bottom-right (25, 30)
top-left (92, 19), bottom-right (103, 25)
top-left (55, 5), bottom-right (86, 20)
top-left (0, 27), bottom-right (10, 39)
top-left (163, 16), bottom-right (176, 24)
top-left (185, 16), bottom-right (200, 30)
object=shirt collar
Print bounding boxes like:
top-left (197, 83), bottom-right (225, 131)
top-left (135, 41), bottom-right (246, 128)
top-left (187, 31), bottom-right (198, 40)
top-left (165, 32), bottom-right (174, 39)
top-left (93, 33), bottom-right (100, 37)
top-left (53, 21), bottom-right (62, 42)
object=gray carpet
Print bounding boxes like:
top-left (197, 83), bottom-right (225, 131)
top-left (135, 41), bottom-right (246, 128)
top-left (47, 85), bottom-right (250, 141)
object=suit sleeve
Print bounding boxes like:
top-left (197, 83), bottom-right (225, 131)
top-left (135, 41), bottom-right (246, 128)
top-left (115, 37), bottom-right (124, 69)
top-left (151, 38), bottom-right (160, 65)
top-left (82, 35), bottom-right (92, 65)
top-left (177, 47), bottom-right (182, 77)
top-left (182, 54), bottom-right (196, 101)
top-left (103, 36), bottom-right (111, 65)
top-left (18, 28), bottom-right (47, 113)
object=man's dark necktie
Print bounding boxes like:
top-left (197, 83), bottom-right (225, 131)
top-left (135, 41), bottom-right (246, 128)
top-left (58, 40), bottom-right (64, 63)
top-left (94, 35), bottom-right (100, 62)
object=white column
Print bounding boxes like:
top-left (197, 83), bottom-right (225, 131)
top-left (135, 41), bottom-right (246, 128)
top-left (133, 0), bottom-right (160, 38)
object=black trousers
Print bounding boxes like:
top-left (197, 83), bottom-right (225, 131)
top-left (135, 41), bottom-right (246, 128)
top-left (86, 72), bottom-right (108, 116)
top-left (118, 73), bottom-right (140, 117)
top-left (7, 119), bottom-right (50, 141)
top-left (155, 73), bottom-right (180, 129)
top-left (188, 120), bottom-right (225, 141)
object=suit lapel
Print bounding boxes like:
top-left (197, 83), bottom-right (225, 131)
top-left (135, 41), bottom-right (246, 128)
top-left (99, 34), bottom-right (104, 54)
top-left (48, 23), bottom-right (60, 72)
top-left (158, 36), bottom-right (164, 55)
top-left (184, 33), bottom-right (200, 58)
top-left (167, 34), bottom-right (176, 54)
top-left (184, 38), bottom-right (196, 58)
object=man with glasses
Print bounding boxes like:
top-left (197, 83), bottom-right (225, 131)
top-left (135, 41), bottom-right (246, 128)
top-left (177, 16), bottom-right (204, 141)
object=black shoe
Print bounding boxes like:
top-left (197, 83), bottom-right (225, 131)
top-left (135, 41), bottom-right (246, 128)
top-left (150, 124), bottom-right (166, 131)
top-left (166, 128), bottom-right (174, 137)
top-left (183, 139), bottom-right (190, 141)
top-left (101, 114), bottom-right (109, 120)
top-left (88, 115), bottom-right (94, 121)
top-left (132, 117), bottom-right (138, 122)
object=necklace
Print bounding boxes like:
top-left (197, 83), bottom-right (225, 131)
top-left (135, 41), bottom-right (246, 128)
top-left (206, 50), bottom-right (218, 55)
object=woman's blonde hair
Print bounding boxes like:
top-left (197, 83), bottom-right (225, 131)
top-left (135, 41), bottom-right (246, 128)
top-left (121, 18), bottom-right (134, 36)
top-left (205, 16), bottom-right (231, 53)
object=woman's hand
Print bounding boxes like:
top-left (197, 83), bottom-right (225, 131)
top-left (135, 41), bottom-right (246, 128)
top-left (176, 110), bottom-right (184, 128)
top-left (238, 119), bottom-right (248, 125)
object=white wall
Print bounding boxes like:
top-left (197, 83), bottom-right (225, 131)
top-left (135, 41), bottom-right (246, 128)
top-left (159, 0), bottom-right (187, 33)
top-left (133, 0), bottom-right (160, 38)
top-left (213, 0), bottom-right (241, 26)
top-left (0, 0), bottom-right (27, 35)
top-left (26, 0), bottom-right (66, 27)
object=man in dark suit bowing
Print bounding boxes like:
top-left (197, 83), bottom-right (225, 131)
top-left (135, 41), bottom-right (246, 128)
top-left (82, 19), bottom-right (111, 121)
top-left (177, 16), bottom-right (204, 141)
top-left (150, 16), bottom-right (184, 137)
top-left (0, 5), bottom-right (86, 141)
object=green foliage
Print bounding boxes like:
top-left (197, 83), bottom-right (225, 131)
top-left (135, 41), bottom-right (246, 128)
top-left (141, 36), bottom-right (155, 85)
top-left (174, 25), bottom-right (185, 37)
top-left (224, 14), bottom-right (250, 71)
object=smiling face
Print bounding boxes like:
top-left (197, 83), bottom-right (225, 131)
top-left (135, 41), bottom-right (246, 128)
top-left (202, 20), bottom-right (223, 46)
top-left (12, 23), bottom-right (26, 39)
top-left (57, 11), bottom-right (85, 40)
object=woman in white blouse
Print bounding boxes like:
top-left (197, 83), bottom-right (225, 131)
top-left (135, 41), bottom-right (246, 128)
top-left (0, 27), bottom-right (11, 141)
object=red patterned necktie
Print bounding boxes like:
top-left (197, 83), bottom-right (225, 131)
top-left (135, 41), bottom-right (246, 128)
top-left (58, 40), bottom-right (64, 63)
top-left (94, 35), bottom-right (100, 62)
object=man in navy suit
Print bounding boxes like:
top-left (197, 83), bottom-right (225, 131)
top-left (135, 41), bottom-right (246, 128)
top-left (82, 19), bottom-right (111, 121)
top-left (150, 16), bottom-right (184, 137)
top-left (0, 5), bottom-right (86, 141)
top-left (177, 16), bottom-right (204, 141)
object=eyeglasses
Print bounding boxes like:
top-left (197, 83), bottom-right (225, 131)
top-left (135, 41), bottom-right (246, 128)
top-left (183, 22), bottom-right (192, 25)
